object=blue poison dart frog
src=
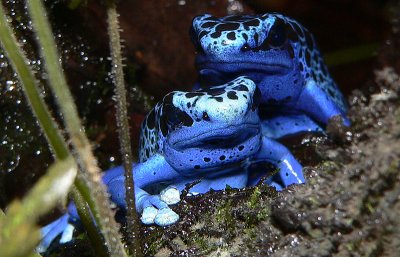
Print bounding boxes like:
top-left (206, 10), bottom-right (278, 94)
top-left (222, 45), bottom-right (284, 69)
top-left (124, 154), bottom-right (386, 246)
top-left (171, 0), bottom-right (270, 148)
top-left (190, 13), bottom-right (350, 139)
top-left (38, 76), bottom-right (304, 252)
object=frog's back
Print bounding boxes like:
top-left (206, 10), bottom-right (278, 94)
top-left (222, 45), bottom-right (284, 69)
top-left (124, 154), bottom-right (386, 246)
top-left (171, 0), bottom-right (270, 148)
top-left (278, 14), bottom-right (348, 112)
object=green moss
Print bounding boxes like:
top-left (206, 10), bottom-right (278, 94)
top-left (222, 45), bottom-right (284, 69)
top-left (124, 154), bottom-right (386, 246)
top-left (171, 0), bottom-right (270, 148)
top-left (143, 229), bottom-right (165, 256)
top-left (256, 208), bottom-right (269, 220)
top-left (319, 161), bottom-right (341, 174)
top-left (308, 228), bottom-right (324, 238)
top-left (182, 226), bottom-right (218, 255)
top-left (364, 201), bottom-right (375, 214)
top-left (345, 239), bottom-right (363, 254)
top-left (388, 160), bottom-right (399, 173)
top-left (224, 184), bottom-right (233, 192)
top-left (243, 227), bottom-right (258, 240)
top-left (247, 187), bottom-right (261, 209)
top-left (345, 242), bottom-right (354, 251)
top-left (195, 236), bottom-right (215, 253)
top-left (215, 199), bottom-right (235, 232)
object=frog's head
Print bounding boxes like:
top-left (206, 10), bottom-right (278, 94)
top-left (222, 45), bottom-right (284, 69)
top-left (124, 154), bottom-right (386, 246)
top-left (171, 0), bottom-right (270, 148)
top-left (139, 76), bottom-right (262, 176)
top-left (190, 13), bottom-right (328, 105)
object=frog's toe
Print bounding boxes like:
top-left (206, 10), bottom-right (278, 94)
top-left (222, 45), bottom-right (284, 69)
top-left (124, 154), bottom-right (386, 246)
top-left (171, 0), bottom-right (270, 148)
top-left (140, 206), bottom-right (179, 226)
top-left (140, 195), bottom-right (169, 210)
top-left (139, 194), bottom-right (180, 225)
top-left (154, 208), bottom-right (179, 226)
top-left (280, 153), bottom-right (305, 186)
top-left (269, 181), bottom-right (283, 191)
top-left (37, 213), bottom-right (72, 253)
top-left (187, 191), bottom-right (200, 196)
top-left (160, 186), bottom-right (180, 205)
top-left (59, 223), bottom-right (75, 244)
top-left (343, 116), bottom-right (351, 126)
top-left (141, 206), bottom-right (158, 224)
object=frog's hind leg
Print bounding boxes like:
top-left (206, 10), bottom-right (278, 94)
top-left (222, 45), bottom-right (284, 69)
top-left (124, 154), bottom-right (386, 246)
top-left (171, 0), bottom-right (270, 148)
top-left (37, 202), bottom-right (83, 253)
top-left (261, 114), bottom-right (324, 139)
top-left (296, 80), bottom-right (350, 126)
top-left (37, 213), bottom-right (73, 253)
top-left (247, 136), bottom-right (305, 190)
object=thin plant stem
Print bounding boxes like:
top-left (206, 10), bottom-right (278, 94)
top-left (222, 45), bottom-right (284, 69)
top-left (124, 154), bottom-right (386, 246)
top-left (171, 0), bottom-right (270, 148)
top-left (106, 1), bottom-right (143, 255)
top-left (71, 187), bottom-right (109, 257)
top-left (26, 1), bottom-right (128, 256)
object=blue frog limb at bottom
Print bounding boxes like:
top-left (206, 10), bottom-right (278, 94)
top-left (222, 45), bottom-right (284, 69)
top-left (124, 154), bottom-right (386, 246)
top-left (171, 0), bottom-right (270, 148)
top-left (38, 76), bottom-right (305, 252)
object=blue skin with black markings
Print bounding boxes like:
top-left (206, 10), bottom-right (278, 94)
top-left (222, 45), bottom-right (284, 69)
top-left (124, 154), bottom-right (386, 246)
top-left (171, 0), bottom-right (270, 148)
top-left (190, 13), bottom-right (350, 138)
top-left (38, 76), bottom-right (305, 252)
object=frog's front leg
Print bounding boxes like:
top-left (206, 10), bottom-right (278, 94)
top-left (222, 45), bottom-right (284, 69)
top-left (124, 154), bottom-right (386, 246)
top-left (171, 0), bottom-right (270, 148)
top-left (37, 212), bottom-right (72, 253)
top-left (38, 154), bottom-right (182, 252)
top-left (106, 153), bottom-right (182, 226)
top-left (296, 80), bottom-right (350, 126)
top-left (248, 136), bottom-right (305, 190)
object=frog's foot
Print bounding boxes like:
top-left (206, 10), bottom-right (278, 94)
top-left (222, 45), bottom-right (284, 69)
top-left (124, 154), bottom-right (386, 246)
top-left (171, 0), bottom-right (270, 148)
top-left (248, 136), bottom-right (305, 190)
top-left (267, 151), bottom-right (305, 190)
top-left (268, 181), bottom-right (283, 191)
top-left (297, 80), bottom-right (350, 126)
top-left (37, 214), bottom-right (75, 253)
top-left (141, 206), bottom-right (179, 226)
top-left (140, 191), bottom-right (180, 226)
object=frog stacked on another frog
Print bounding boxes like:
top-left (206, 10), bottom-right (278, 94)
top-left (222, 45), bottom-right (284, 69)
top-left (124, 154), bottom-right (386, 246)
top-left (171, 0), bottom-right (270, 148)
top-left (39, 76), bottom-right (305, 252)
top-left (39, 12), bottom-right (350, 252)
top-left (190, 13), bottom-right (349, 139)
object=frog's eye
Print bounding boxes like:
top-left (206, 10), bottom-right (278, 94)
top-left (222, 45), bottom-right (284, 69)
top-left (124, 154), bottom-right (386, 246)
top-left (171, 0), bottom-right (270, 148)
top-left (164, 104), bottom-right (182, 129)
top-left (163, 104), bottom-right (194, 130)
top-left (189, 26), bottom-right (205, 54)
top-left (268, 22), bottom-right (287, 48)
